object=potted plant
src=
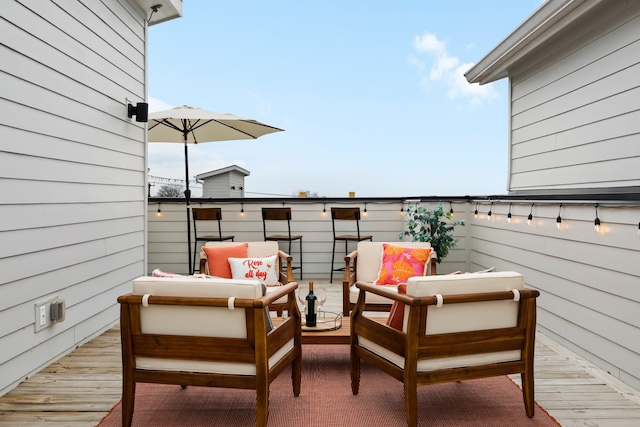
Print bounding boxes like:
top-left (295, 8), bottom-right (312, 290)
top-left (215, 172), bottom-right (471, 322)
top-left (398, 203), bottom-right (464, 264)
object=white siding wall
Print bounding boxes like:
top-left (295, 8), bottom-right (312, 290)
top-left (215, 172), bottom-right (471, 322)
top-left (0, 0), bottom-right (147, 395)
top-left (467, 201), bottom-right (640, 392)
top-left (509, 2), bottom-right (640, 191)
top-left (147, 201), bottom-right (469, 278)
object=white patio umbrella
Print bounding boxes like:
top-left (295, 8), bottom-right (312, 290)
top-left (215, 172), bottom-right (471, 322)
top-left (148, 105), bottom-right (284, 274)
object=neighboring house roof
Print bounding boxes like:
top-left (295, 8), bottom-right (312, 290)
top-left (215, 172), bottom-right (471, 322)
top-left (196, 165), bottom-right (250, 180)
top-left (465, 0), bottom-right (605, 85)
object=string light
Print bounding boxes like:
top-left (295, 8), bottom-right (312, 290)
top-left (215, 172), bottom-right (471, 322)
top-left (474, 202), bottom-right (478, 219)
top-left (363, 202), bottom-right (368, 216)
top-left (594, 204), bottom-right (600, 232)
top-left (322, 203), bottom-right (326, 216)
top-left (507, 203), bottom-right (512, 223)
top-left (527, 204), bottom-right (534, 226)
top-left (487, 203), bottom-right (492, 221)
top-left (156, 203), bottom-right (162, 217)
top-left (637, 222), bottom-right (640, 237)
top-left (556, 204), bottom-right (562, 229)
top-left (449, 202), bottom-right (454, 218)
top-left (240, 202), bottom-right (245, 216)
top-left (400, 204), bottom-right (404, 214)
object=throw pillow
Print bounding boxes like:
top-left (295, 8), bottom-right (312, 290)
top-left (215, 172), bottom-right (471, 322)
top-left (374, 244), bottom-right (433, 285)
top-left (202, 243), bottom-right (249, 278)
top-left (385, 284), bottom-right (407, 331)
top-left (228, 255), bottom-right (280, 286)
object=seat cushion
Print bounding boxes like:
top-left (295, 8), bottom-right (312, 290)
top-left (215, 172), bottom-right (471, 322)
top-left (350, 283), bottom-right (399, 306)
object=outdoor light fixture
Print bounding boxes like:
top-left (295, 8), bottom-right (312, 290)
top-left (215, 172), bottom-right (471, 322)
top-left (556, 204), bottom-right (562, 229)
top-left (156, 203), bottom-right (162, 217)
top-left (449, 202), bottom-right (454, 217)
top-left (240, 203), bottom-right (244, 216)
top-left (323, 203), bottom-right (327, 215)
top-left (363, 203), bottom-right (368, 216)
top-left (594, 204), bottom-right (601, 232)
top-left (147, 4), bottom-right (162, 22)
top-left (231, 186), bottom-right (235, 190)
top-left (507, 203), bottom-right (512, 223)
top-left (487, 203), bottom-right (492, 220)
top-left (637, 222), bottom-right (640, 237)
top-left (474, 203), bottom-right (478, 219)
top-left (527, 204), bottom-right (534, 225)
top-left (127, 102), bottom-right (148, 122)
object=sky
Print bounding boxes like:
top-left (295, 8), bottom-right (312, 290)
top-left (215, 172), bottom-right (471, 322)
top-left (147, 0), bottom-right (546, 198)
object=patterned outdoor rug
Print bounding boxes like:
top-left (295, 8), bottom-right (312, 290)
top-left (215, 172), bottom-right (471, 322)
top-left (99, 345), bottom-right (560, 426)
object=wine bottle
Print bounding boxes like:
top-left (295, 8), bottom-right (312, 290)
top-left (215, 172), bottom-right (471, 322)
top-left (305, 282), bottom-right (317, 327)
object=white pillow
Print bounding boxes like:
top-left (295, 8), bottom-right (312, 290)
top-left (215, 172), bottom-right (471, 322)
top-left (228, 255), bottom-right (280, 286)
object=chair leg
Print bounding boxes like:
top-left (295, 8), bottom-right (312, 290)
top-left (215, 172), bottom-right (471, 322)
top-left (298, 238), bottom-right (303, 280)
top-left (330, 239), bottom-right (337, 283)
top-left (521, 370), bottom-right (535, 417)
top-left (255, 384), bottom-right (269, 427)
top-left (122, 376), bottom-right (135, 427)
top-left (350, 350), bottom-right (361, 395)
top-left (192, 240), bottom-right (198, 276)
top-left (404, 378), bottom-right (418, 427)
top-left (292, 351), bottom-right (302, 397)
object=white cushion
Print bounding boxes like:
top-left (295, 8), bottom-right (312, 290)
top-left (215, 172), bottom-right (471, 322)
top-left (349, 284), bottom-right (399, 305)
top-left (357, 271), bottom-right (525, 371)
top-left (132, 276), bottom-right (291, 375)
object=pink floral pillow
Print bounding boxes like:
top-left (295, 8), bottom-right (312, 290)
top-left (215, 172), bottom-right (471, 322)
top-left (228, 255), bottom-right (280, 286)
top-left (374, 244), bottom-right (433, 286)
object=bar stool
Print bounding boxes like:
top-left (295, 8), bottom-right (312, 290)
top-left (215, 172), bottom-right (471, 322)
top-left (192, 207), bottom-right (234, 274)
top-left (330, 207), bottom-right (372, 283)
top-left (262, 207), bottom-right (303, 279)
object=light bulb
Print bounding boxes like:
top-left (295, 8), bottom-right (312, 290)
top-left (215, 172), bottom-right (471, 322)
top-left (594, 217), bottom-right (601, 232)
top-left (474, 209), bottom-right (478, 219)
top-left (556, 216), bottom-right (562, 229)
top-left (507, 212), bottom-right (512, 223)
top-left (527, 213), bottom-right (533, 225)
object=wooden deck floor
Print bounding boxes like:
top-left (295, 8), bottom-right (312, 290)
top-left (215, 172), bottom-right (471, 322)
top-left (1, 283), bottom-right (640, 426)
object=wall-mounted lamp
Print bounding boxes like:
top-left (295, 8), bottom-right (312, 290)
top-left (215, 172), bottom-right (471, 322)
top-left (148, 4), bottom-right (162, 23)
top-left (556, 204), bottom-right (562, 229)
top-left (594, 204), bottom-right (601, 232)
top-left (127, 102), bottom-right (148, 122)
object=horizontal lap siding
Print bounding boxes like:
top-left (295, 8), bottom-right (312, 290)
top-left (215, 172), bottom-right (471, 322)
top-left (508, 4), bottom-right (640, 191)
top-left (147, 201), bottom-right (469, 278)
top-left (0, 0), bottom-right (147, 395)
top-left (468, 202), bottom-right (640, 391)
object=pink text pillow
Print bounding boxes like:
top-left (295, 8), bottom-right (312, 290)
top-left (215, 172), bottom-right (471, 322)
top-left (374, 244), bottom-right (433, 285)
top-left (202, 244), bottom-right (248, 278)
top-left (228, 255), bottom-right (280, 286)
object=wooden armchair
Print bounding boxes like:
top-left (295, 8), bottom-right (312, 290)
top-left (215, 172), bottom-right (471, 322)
top-left (350, 271), bottom-right (539, 427)
top-left (342, 241), bottom-right (437, 315)
top-left (118, 276), bottom-right (302, 427)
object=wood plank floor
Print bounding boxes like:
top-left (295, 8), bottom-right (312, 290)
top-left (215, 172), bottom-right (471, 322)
top-left (1, 282), bottom-right (640, 426)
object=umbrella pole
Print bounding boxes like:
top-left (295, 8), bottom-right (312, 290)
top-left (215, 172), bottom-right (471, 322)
top-left (184, 136), bottom-right (193, 275)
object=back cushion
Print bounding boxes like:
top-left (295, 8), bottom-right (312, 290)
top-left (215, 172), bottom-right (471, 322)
top-left (202, 243), bottom-right (248, 277)
top-left (356, 241), bottom-right (432, 282)
top-left (405, 271), bottom-right (524, 334)
top-left (133, 276), bottom-right (263, 339)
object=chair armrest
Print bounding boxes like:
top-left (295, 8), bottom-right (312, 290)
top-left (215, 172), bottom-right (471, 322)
top-left (355, 281), bottom-right (417, 306)
top-left (258, 282), bottom-right (298, 307)
top-left (342, 250), bottom-right (358, 314)
top-left (278, 250), bottom-right (295, 283)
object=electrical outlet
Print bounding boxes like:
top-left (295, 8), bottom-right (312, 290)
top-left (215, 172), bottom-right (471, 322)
top-left (34, 296), bottom-right (58, 332)
top-left (39, 306), bottom-right (46, 326)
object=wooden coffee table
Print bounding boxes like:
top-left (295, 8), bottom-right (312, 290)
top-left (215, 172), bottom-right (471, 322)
top-left (301, 316), bottom-right (351, 345)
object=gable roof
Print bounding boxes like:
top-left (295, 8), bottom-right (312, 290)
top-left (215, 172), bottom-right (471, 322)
top-left (196, 165), bottom-right (250, 180)
top-left (465, 0), bottom-right (605, 85)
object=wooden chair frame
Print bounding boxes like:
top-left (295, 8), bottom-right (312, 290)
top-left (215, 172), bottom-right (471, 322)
top-left (330, 207), bottom-right (372, 283)
top-left (118, 282), bottom-right (302, 427)
top-left (192, 207), bottom-right (234, 273)
top-left (262, 207), bottom-right (303, 279)
top-left (350, 281), bottom-right (539, 427)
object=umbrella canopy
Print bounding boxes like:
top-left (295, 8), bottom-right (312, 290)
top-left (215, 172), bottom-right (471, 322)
top-left (148, 105), bottom-right (284, 273)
